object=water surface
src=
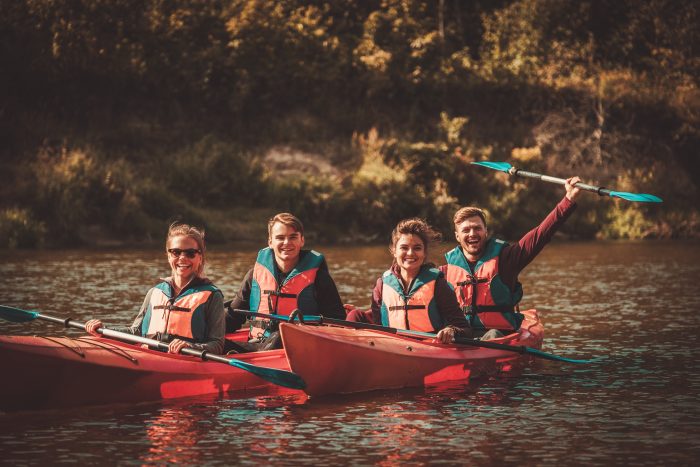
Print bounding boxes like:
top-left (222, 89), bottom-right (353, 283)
top-left (1, 241), bottom-right (699, 465)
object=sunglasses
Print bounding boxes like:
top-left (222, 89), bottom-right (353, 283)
top-left (168, 248), bottom-right (201, 259)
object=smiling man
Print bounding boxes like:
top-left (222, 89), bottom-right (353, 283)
top-left (225, 212), bottom-right (346, 352)
top-left (441, 177), bottom-right (581, 335)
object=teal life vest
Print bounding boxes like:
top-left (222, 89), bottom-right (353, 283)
top-left (444, 239), bottom-right (524, 331)
top-left (380, 265), bottom-right (444, 332)
top-left (249, 248), bottom-right (324, 340)
top-left (141, 280), bottom-right (221, 343)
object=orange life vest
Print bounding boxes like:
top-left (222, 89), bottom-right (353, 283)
top-left (141, 280), bottom-right (220, 342)
top-left (248, 248), bottom-right (323, 340)
top-left (444, 239), bottom-right (524, 331)
top-left (380, 266), bottom-right (443, 332)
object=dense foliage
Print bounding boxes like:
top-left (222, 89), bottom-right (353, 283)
top-left (1, 0), bottom-right (697, 247)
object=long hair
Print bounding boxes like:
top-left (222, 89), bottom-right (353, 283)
top-left (389, 218), bottom-right (442, 260)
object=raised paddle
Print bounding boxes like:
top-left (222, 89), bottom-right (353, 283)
top-left (471, 161), bottom-right (662, 203)
top-left (0, 305), bottom-right (306, 390)
top-left (226, 307), bottom-right (597, 364)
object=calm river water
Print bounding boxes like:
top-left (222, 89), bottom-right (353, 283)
top-left (1, 241), bottom-right (699, 465)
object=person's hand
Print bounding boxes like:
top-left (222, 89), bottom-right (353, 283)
top-left (343, 304), bottom-right (357, 315)
top-left (435, 326), bottom-right (456, 344)
top-left (565, 176), bottom-right (582, 202)
top-left (84, 319), bottom-right (103, 337)
top-left (168, 338), bottom-right (191, 354)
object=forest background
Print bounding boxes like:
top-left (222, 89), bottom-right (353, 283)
top-left (1, 0), bottom-right (697, 248)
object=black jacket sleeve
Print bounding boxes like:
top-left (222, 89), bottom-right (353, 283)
top-left (225, 268), bottom-right (253, 333)
top-left (314, 261), bottom-right (346, 319)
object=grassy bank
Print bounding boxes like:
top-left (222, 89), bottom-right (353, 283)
top-left (1, 108), bottom-right (696, 250)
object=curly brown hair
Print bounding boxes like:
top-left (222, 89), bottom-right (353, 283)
top-left (390, 218), bottom-right (442, 258)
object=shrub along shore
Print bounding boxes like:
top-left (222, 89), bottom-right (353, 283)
top-left (1, 1), bottom-right (697, 248)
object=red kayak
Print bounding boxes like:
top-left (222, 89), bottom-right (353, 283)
top-left (280, 309), bottom-right (544, 397)
top-left (0, 330), bottom-right (297, 412)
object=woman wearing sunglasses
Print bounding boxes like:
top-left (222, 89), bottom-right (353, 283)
top-left (85, 223), bottom-right (225, 354)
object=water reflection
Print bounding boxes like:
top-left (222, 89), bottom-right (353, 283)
top-left (141, 406), bottom-right (203, 465)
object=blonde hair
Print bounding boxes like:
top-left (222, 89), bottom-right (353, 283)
top-left (166, 222), bottom-right (206, 277)
top-left (390, 218), bottom-right (442, 258)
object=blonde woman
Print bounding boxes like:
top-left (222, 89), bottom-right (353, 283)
top-left (86, 223), bottom-right (225, 354)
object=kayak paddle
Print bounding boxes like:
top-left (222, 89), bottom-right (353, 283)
top-left (0, 305), bottom-right (306, 390)
top-left (471, 161), bottom-right (662, 203)
top-left (227, 308), bottom-right (597, 364)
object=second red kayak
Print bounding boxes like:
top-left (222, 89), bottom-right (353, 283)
top-left (280, 309), bottom-right (544, 397)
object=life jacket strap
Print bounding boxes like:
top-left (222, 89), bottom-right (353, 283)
top-left (263, 289), bottom-right (297, 315)
top-left (388, 305), bottom-right (426, 311)
top-left (457, 278), bottom-right (488, 286)
top-left (263, 290), bottom-right (297, 299)
top-left (458, 276), bottom-right (490, 316)
top-left (153, 304), bottom-right (191, 312)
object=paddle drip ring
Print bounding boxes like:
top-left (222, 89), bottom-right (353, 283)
top-left (289, 309), bottom-right (305, 324)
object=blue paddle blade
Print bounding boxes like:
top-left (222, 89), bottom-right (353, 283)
top-left (526, 347), bottom-right (599, 364)
top-left (0, 305), bottom-right (39, 323)
top-left (470, 161), bottom-right (513, 173)
top-left (229, 359), bottom-right (306, 390)
top-left (609, 191), bottom-right (663, 203)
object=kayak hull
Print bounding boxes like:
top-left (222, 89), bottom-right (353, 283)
top-left (280, 309), bottom-right (544, 397)
top-left (0, 331), bottom-right (295, 412)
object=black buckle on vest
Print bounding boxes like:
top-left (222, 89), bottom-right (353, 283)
top-left (264, 290), bottom-right (297, 315)
top-left (388, 305), bottom-right (425, 311)
top-left (457, 277), bottom-right (487, 287)
top-left (153, 304), bottom-right (191, 312)
top-left (263, 290), bottom-right (297, 299)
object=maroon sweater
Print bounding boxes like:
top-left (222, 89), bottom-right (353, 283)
top-left (349, 197), bottom-right (576, 330)
top-left (439, 196), bottom-right (577, 292)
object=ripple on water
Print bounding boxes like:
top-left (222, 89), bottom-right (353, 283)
top-left (2, 242), bottom-right (700, 465)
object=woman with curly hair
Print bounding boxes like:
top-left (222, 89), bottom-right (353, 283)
top-left (347, 218), bottom-right (469, 344)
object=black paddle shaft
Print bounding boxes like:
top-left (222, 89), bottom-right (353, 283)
top-left (229, 307), bottom-right (405, 334)
top-left (455, 337), bottom-right (527, 353)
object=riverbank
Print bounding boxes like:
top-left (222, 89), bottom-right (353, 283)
top-left (2, 2), bottom-right (697, 248)
top-left (4, 135), bottom-right (697, 250)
